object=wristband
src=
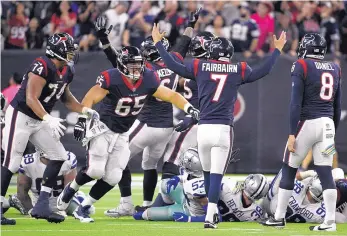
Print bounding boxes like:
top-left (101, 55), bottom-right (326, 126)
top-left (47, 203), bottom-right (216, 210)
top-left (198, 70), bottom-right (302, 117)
top-left (183, 103), bottom-right (193, 113)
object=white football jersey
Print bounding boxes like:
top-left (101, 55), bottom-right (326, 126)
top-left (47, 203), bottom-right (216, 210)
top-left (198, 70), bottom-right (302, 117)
top-left (104, 9), bottom-right (129, 49)
top-left (182, 174), bottom-right (206, 216)
top-left (218, 179), bottom-right (265, 222)
top-left (19, 151), bottom-right (77, 209)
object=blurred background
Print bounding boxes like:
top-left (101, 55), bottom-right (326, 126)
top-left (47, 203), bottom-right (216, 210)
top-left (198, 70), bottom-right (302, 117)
top-left (1, 0), bottom-right (347, 174)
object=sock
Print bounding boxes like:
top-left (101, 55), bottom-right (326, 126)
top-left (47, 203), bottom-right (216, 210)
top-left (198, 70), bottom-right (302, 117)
top-left (119, 166), bottom-right (132, 197)
top-left (208, 173), bottom-right (223, 203)
top-left (151, 193), bottom-right (170, 207)
top-left (142, 201), bottom-right (152, 207)
top-left (1, 167), bottom-right (13, 197)
top-left (274, 188), bottom-right (293, 220)
top-left (121, 196), bottom-right (133, 204)
top-left (70, 180), bottom-right (81, 191)
top-left (89, 179), bottom-right (114, 201)
top-left (205, 202), bottom-right (217, 222)
top-left (323, 189), bottom-right (337, 225)
top-left (203, 171), bottom-right (210, 195)
top-left (75, 169), bottom-right (94, 186)
top-left (143, 169), bottom-right (158, 202)
top-left (81, 195), bottom-right (97, 207)
top-left (315, 165), bottom-right (335, 189)
top-left (40, 186), bottom-right (52, 193)
top-left (41, 160), bottom-right (64, 188)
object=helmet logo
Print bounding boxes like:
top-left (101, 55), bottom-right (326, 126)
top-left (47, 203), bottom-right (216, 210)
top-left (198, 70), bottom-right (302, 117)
top-left (122, 49), bottom-right (129, 55)
top-left (301, 34), bottom-right (315, 49)
top-left (210, 39), bottom-right (223, 51)
top-left (197, 36), bottom-right (206, 49)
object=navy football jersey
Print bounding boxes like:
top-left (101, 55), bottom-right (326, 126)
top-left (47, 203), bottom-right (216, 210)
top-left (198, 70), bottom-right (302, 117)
top-left (230, 19), bottom-right (259, 52)
top-left (291, 59), bottom-right (341, 121)
top-left (182, 79), bottom-right (198, 109)
top-left (97, 68), bottom-right (160, 133)
top-left (137, 55), bottom-right (181, 128)
top-left (336, 179), bottom-right (347, 213)
top-left (11, 56), bottom-right (74, 120)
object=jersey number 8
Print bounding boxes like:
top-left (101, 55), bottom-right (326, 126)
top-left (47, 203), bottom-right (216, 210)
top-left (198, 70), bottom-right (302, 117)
top-left (320, 73), bottom-right (334, 101)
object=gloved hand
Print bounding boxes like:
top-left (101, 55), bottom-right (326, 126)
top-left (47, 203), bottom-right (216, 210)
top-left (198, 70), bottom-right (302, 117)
top-left (43, 114), bottom-right (66, 140)
top-left (186, 105), bottom-right (200, 123)
top-left (74, 115), bottom-right (87, 141)
top-left (166, 176), bottom-right (180, 194)
top-left (187, 7), bottom-right (202, 29)
top-left (82, 107), bottom-right (99, 120)
top-left (174, 116), bottom-right (196, 132)
top-left (95, 15), bottom-right (113, 45)
top-left (173, 212), bottom-right (190, 222)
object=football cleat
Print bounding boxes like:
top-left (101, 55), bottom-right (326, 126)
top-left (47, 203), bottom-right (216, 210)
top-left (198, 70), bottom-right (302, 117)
top-left (73, 205), bottom-right (94, 223)
top-left (260, 216), bottom-right (285, 229)
top-left (57, 182), bottom-right (77, 211)
top-left (105, 201), bottom-right (135, 218)
top-left (9, 194), bottom-right (28, 215)
top-left (1, 214), bottom-right (16, 225)
top-left (31, 198), bottom-right (65, 223)
top-left (204, 213), bottom-right (219, 229)
top-left (135, 205), bottom-right (150, 213)
top-left (309, 223), bottom-right (336, 231)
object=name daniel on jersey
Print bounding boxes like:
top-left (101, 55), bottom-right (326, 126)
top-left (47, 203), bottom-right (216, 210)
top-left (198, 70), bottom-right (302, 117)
top-left (202, 63), bottom-right (238, 73)
top-left (314, 62), bottom-right (334, 71)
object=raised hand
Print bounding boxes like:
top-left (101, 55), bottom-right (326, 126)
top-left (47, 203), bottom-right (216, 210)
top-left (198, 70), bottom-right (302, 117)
top-left (95, 15), bottom-right (113, 44)
top-left (188, 7), bottom-right (202, 28)
top-left (273, 31), bottom-right (287, 52)
top-left (152, 23), bottom-right (166, 44)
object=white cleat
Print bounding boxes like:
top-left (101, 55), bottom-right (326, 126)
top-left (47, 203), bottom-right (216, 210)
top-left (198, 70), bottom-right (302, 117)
top-left (104, 201), bottom-right (135, 218)
top-left (309, 223), bottom-right (336, 231)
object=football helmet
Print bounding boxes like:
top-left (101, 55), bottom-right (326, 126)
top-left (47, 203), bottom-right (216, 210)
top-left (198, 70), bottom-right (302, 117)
top-left (140, 36), bottom-right (170, 62)
top-left (208, 37), bottom-right (234, 62)
top-left (297, 33), bottom-right (327, 60)
top-left (117, 46), bottom-right (145, 81)
top-left (178, 147), bottom-right (203, 177)
top-left (46, 33), bottom-right (78, 63)
top-left (244, 174), bottom-right (269, 201)
top-left (308, 177), bottom-right (323, 202)
top-left (189, 31), bottom-right (215, 58)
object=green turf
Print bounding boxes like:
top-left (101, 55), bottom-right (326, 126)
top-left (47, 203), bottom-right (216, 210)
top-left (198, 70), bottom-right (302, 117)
top-left (2, 181), bottom-right (347, 236)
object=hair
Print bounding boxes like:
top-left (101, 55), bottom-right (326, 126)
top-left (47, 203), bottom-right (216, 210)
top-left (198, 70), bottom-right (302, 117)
top-left (56, 1), bottom-right (72, 17)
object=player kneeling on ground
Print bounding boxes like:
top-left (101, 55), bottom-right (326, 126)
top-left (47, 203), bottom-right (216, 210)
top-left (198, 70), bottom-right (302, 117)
top-left (6, 151), bottom-right (94, 217)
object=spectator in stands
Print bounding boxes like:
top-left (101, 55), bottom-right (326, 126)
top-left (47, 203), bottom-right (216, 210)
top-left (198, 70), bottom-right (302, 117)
top-left (251, 2), bottom-right (274, 57)
top-left (221, 1), bottom-right (240, 26)
top-left (5, 2), bottom-right (29, 49)
top-left (25, 17), bottom-right (44, 49)
top-left (31, 1), bottom-right (57, 36)
top-left (205, 14), bottom-right (230, 38)
top-left (320, 2), bottom-right (341, 57)
top-left (78, 1), bottom-right (98, 51)
top-left (154, 0), bottom-right (185, 46)
top-left (230, 2), bottom-right (259, 58)
top-left (123, 1), bottom-right (154, 48)
top-left (104, 1), bottom-right (129, 50)
top-left (275, 11), bottom-right (298, 57)
top-left (50, 1), bottom-right (77, 36)
top-left (296, 2), bottom-right (320, 40)
top-left (2, 72), bottom-right (22, 104)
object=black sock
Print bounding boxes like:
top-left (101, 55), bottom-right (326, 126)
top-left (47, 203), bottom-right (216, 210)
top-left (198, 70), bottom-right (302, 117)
top-left (143, 169), bottom-right (157, 202)
top-left (1, 167), bottom-right (13, 197)
top-left (41, 160), bottom-right (64, 188)
top-left (203, 171), bottom-right (210, 195)
top-left (89, 179), bottom-right (114, 200)
top-left (161, 162), bottom-right (180, 180)
top-left (75, 168), bottom-right (94, 186)
top-left (119, 165), bottom-right (132, 197)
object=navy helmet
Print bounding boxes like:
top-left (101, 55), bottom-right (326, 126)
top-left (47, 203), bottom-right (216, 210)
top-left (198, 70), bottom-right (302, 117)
top-left (297, 33), bottom-right (327, 60)
top-left (189, 31), bottom-right (215, 58)
top-left (46, 33), bottom-right (78, 63)
top-left (208, 37), bottom-right (234, 62)
top-left (140, 36), bottom-right (170, 62)
top-left (117, 46), bottom-right (145, 81)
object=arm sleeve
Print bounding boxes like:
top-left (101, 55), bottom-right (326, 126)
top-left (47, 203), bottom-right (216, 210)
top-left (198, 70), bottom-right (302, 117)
top-left (155, 41), bottom-right (195, 79)
top-left (96, 70), bottom-right (111, 90)
top-left (242, 49), bottom-right (281, 83)
top-left (333, 79), bottom-right (341, 130)
top-left (289, 74), bottom-right (304, 135)
top-left (103, 46), bottom-right (119, 68)
top-left (170, 35), bottom-right (191, 58)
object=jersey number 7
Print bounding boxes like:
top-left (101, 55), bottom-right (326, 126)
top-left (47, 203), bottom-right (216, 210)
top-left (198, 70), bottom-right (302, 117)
top-left (210, 74), bottom-right (227, 102)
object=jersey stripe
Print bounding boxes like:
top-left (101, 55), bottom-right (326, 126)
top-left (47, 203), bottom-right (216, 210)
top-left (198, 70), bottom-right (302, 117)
top-left (241, 62), bottom-right (247, 81)
top-left (35, 58), bottom-right (48, 77)
top-left (129, 122), bottom-right (145, 142)
top-left (101, 71), bottom-right (111, 87)
top-left (193, 59), bottom-right (200, 77)
top-left (297, 59), bottom-right (307, 79)
top-left (172, 52), bottom-right (184, 62)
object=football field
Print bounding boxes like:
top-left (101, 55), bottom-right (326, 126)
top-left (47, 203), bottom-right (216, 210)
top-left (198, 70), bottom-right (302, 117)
top-left (2, 175), bottom-right (347, 236)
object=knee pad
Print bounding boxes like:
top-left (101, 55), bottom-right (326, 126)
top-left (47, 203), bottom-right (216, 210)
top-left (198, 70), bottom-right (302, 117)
top-left (279, 163), bottom-right (297, 190)
top-left (103, 168), bottom-right (122, 186)
top-left (86, 166), bottom-right (105, 180)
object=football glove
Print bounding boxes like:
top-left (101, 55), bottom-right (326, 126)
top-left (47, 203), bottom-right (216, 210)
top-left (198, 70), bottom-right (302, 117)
top-left (166, 176), bottom-right (180, 194)
top-left (185, 104), bottom-right (200, 123)
top-left (82, 107), bottom-right (100, 120)
top-left (95, 15), bottom-right (113, 45)
top-left (43, 114), bottom-right (66, 140)
top-left (174, 116), bottom-right (196, 132)
top-left (187, 7), bottom-right (202, 29)
top-left (74, 115), bottom-right (87, 141)
top-left (173, 212), bottom-right (190, 222)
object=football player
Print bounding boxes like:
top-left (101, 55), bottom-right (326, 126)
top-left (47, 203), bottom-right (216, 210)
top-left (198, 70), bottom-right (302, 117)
top-left (57, 46), bottom-right (199, 223)
top-left (94, 10), bottom-right (201, 216)
top-left (1, 33), bottom-right (98, 224)
top-left (173, 174), bottom-right (269, 223)
top-left (261, 33), bottom-right (341, 231)
top-left (133, 148), bottom-right (207, 221)
top-left (152, 24), bottom-right (286, 228)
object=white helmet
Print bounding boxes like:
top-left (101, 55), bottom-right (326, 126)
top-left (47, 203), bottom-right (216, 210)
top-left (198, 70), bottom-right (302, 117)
top-left (308, 177), bottom-right (323, 202)
top-left (244, 174), bottom-right (269, 201)
top-left (178, 147), bottom-right (203, 177)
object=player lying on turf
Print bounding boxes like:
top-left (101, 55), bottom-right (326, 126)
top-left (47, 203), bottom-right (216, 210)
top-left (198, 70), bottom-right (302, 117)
top-left (263, 168), bottom-right (347, 224)
top-left (5, 150), bottom-right (94, 217)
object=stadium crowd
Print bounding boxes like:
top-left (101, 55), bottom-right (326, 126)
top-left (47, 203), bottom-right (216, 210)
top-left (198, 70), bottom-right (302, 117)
top-left (1, 0), bottom-right (347, 58)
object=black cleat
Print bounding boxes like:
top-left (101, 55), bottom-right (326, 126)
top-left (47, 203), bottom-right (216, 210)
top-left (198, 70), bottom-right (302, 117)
top-left (1, 214), bottom-right (16, 225)
top-left (135, 205), bottom-right (150, 212)
top-left (260, 216), bottom-right (285, 229)
top-left (31, 198), bottom-right (65, 223)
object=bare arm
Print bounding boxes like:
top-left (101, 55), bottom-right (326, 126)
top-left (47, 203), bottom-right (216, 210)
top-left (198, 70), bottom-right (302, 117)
top-left (16, 173), bottom-right (33, 212)
top-left (153, 86), bottom-right (190, 111)
top-left (61, 85), bottom-right (84, 113)
top-left (26, 72), bottom-right (48, 119)
top-left (249, 38), bottom-right (258, 52)
top-left (64, 169), bottom-right (77, 187)
top-left (81, 85), bottom-right (109, 108)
